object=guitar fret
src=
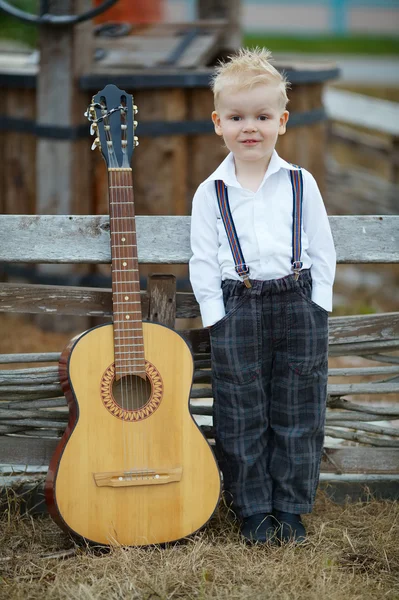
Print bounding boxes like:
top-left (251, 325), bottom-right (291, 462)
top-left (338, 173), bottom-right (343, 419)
top-left (114, 319), bottom-right (142, 323)
top-left (110, 188), bottom-right (133, 191)
top-left (115, 358), bottom-right (144, 362)
top-left (112, 269), bottom-right (139, 273)
top-left (113, 305), bottom-right (141, 309)
top-left (115, 350), bottom-right (145, 355)
top-left (113, 244), bottom-right (136, 248)
top-left (114, 341), bottom-right (144, 344)
top-left (110, 216), bottom-right (136, 220)
top-left (113, 295), bottom-right (140, 299)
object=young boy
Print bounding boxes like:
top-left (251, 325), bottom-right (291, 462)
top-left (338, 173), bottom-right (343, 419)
top-left (189, 48), bottom-right (336, 544)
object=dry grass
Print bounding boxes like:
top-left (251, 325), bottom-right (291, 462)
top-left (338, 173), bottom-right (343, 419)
top-left (0, 492), bottom-right (398, 600)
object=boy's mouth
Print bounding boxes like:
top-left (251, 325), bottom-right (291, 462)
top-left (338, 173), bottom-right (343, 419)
top-left (240, 139), bottom-right (260, 145)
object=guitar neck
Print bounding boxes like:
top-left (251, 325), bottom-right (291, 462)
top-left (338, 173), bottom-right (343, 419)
top-left (109, 168), bottom-right (145, 380)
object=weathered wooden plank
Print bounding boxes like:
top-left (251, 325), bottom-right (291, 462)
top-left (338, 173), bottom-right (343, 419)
top-left (0, 437), bottom-right (58, 466)
top-left (328, 397), bottom-right (399, 415)
top-left (321, 447), bottom-right (399, 474)
top-left (0, 353), bottom-right (60, 364)
top-left (3, 377), bottom-right (398, 404)
top-left (0, 283), bottom-right (149, 318)
top-left (147, 274), bottom-right (176, 328)
top-left (0, 216), bottom-right (398, 264)
top-left (326, 421), bottom-right (399, 437)
top-left (324, 88), bottom-right (399, 137)
top-left (194, 365), bottom-right (399, 382)
top-left (181, 313), bottom-right (399, 356)
top-left (329, 340), bottom-right (399, 356)
top-left (327, 312), bottom-right (399, 346)
top-left (0, 398), bottom-right (66, 410)
top-left (0, 367), bottom-right (59, 385)
top-left (1, 281), bottom-right (398, 349)
top-left (188, 404), bottom-right (399, 422)
top-left (189, 382), bottom-right (399, 399)
top-left (198, 0), bottom-right (241, 51)
top-left (193, 366), bottom-right (399, 385)
top-left (0, 437), bottom-right (397, 474)
top-left (324, 427), bottom-right (399, 447)
top-left (0, 409), bottom-right (67, 420)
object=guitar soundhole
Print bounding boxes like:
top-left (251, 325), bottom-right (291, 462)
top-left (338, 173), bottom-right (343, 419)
top-left (112, 375), bottom-right (152, 411)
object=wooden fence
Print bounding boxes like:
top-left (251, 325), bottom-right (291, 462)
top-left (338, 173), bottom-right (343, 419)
top-left (0, 214), bottom-right (398, 499)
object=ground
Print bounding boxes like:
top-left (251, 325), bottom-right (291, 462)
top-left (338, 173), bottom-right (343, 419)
top-left (0, 491), bottom-right (398, 600)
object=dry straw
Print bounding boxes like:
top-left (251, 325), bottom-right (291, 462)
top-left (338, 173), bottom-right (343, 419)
top-left (0, 490), bottom-right (398, 600)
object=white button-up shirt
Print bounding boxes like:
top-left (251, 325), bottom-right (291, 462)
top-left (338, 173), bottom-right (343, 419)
top-left (189, 150), bottom-right (336, 328)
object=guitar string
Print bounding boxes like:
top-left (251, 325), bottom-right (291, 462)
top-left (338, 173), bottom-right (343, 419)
top-left (104, 97), bottom-right (146, 483)
top-left (106, 104), bottom-right (128, 478)
top-left (121, 108), bottom-right (138, 480)
top-left (121, 102), bottom-right (145, 481)
top-left (122, 137), bottom-right (139, 480)
top-left (120, 120), bottom-right (134, 481)
top-left (126, 156), bottom-right (147, 481)
top-left (129, 103), bottom-right (148, 481)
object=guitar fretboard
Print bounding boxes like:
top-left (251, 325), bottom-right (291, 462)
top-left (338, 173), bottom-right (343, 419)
top-left (109, 168), bottom-right (145, 379)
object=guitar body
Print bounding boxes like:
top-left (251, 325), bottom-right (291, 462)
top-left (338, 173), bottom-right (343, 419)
top-left (46, 322), bottom-right (221, 546)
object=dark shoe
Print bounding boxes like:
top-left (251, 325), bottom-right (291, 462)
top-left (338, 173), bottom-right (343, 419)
top-left (273, 510), bottom-right (306, 544)
top-left (241, 513), bottom-right (277, 544)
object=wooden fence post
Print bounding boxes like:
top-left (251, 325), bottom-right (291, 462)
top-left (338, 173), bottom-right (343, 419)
top-left (35, 0), bottom-right (93, 331)
top-left (147, 274), bottom-right (177, 328)
top-left (197, 0), bottom-right (242, 53)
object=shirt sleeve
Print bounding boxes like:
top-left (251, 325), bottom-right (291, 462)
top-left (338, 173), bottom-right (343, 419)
top-left (302, 172), bottom-right (336, 312)
top-left (189, 185), bottom-right (225, 327)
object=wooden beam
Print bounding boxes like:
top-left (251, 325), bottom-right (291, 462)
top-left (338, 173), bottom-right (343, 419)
top-left (0, 440), bottom-right (397, 475)
top-left (0, 215), bottom-right (398, 264)
top-left (147, 274), bottom-right (177, 328)
top-left (36, 1), bottom-right (93, 330)
top-left (197, 0), bottom-right (242, 52)
top-left (37, 0), bottom-right (92, 217)
top-left (0, 282), bottom-right (398, 347)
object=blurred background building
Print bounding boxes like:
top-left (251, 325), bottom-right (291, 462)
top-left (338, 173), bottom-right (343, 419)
top-left (165, 0), bottom-right (399, 35)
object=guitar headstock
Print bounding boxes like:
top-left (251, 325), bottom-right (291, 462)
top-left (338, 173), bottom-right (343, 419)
top-left (85, 84), bottom-right (138, 168)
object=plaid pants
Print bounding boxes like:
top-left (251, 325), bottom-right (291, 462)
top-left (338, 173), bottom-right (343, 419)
top-left (210, 269), bottom-right (329, 517)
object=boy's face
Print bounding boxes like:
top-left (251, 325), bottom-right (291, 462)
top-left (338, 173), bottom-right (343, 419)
top-left (211, 83), bottom-right (289, 166)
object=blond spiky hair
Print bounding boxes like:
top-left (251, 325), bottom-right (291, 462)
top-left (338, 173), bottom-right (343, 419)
top-left (211, 47), bottom-right (289, 110)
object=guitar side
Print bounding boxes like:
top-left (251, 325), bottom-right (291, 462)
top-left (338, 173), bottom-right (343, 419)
top-left (45, 322), bottom-right (221, 546)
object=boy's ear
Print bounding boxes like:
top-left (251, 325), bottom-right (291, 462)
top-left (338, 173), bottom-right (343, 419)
top-left (279, 110), bottom-right (289, 135)
top-left (212, 111), bottom-right (223, 136)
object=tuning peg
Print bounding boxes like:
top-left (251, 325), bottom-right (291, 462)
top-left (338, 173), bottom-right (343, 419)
top-left (134, 136), bottom-right (139, 147)
top-left (91, 137), bottom-right (101, 151)
top-left (90, 122), bottom-right (97, 135)
top-left (84, 105), bottom-right (96, 119)
top-left (133, 120), bottom-right (138, 130)
top-left (133, 104), bottom-right (138, 115)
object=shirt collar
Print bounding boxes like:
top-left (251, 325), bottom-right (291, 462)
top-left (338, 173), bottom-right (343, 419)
top-left (203, 150), bottom-right (300, 189)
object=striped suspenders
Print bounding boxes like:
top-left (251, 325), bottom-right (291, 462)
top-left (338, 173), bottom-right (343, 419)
top-left (214, 168), bottom-right (304, 287)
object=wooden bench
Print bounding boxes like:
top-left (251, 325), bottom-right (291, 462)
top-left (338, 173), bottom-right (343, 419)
top-left (0, 214), bottom-right (399, 507)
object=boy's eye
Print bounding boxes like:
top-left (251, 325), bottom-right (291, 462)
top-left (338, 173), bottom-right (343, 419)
top-left (258, 115), bottom-right (268, 121)
top-left (230, 116), bottom-right (241, 121)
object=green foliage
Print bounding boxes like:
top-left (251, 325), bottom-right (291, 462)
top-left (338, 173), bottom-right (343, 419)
top-left (0, 0), bottom-right (38, 47)
top-left (244, 34), bottom-right (399, 55)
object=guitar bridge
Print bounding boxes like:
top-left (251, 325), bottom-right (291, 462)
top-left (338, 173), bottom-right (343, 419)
top-left (93, 467), bottom-right (183, 487)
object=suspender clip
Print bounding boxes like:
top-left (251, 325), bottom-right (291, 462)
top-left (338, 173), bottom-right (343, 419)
top-left (292, 260), bottom-right (303, 281)
top-left (242, 276), bottom-right (252, 289)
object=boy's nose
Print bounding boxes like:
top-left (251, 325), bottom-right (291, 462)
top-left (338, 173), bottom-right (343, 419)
top-left (242, 120), bottom-right (258, 132)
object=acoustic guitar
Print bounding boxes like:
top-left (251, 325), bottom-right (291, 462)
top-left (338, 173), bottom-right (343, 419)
top-left (45, 84), bottom-right (221, 546)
